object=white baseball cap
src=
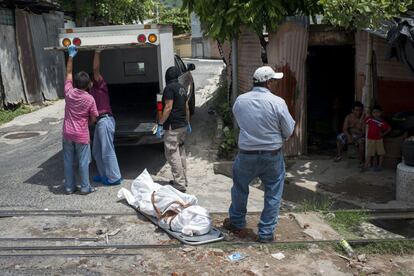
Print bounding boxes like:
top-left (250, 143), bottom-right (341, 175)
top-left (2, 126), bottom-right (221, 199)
top-left (253, 66), bottom-right (284, 83)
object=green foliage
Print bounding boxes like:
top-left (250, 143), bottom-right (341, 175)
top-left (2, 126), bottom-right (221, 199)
top-left (326, 210), bottom-right (367, 238)
top-left (354, 240), bottom-right (414, 255)
top-left (319, 0), bottom-right (413, 29)
top-left (59, 0), bottom-right (155, 25)
top-left (212, 69), bottom-right (237, 159)
top-left (298, 198), bottom-right (334, 212)
top-left (0, 105), bottom-right (33, 125)
top-left (182, 0), bottom-right (321, 42)
top-left (157, 7), bottom-right (190, 35)
top-left (219, 126), bottom-right (237, 159)
top-left (96, 0), bottom-right (155, 24)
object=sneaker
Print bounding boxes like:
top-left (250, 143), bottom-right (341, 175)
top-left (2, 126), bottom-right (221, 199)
top-left (334, 155), bottom-right (342, 162)
top-left (79, 187), bottom-right (97, 195)
top-left (223, 218), bottom-right (249, 238)
top-left (257, 236), bottom-right (274, 243)
top-left (169, 180), bottom-right (186, 193)
top-left (102, 177), bottom-right (122, 186)
top-left (92, 175), bottom-right (104, 183)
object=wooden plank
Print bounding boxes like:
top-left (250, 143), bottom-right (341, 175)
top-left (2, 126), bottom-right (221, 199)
top-left (42, 12), bottom-right (64, 99)
top-left (28, 13), bottom-right (57, 101)
top-left (0, 24), bottom-right (26, 105)
top-left (15, 9), bottom-right (42, 104)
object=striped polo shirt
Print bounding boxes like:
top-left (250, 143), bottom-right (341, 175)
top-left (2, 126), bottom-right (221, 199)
top-left (63, 80), bottom-right (98, 144)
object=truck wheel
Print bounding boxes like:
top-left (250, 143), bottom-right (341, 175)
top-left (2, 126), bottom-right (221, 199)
top-left (189, 84), bottom-right (195, 115)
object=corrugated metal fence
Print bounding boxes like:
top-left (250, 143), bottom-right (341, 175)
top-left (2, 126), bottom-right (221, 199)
top-left (0, 8), bottom-right (64, 107)
top-left (233, 17), bottom-right (309, 156)
top-left (0, 8), bottom-right (26, 106)
top-left (267, 17), bottom-right (309, 156)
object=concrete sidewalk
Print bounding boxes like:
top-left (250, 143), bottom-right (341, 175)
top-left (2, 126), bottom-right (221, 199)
top-left (283, 156), bottom-right (414, 210)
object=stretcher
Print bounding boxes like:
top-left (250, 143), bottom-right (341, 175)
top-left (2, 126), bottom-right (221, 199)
top-left (134, 207), bottom-right (225, 245)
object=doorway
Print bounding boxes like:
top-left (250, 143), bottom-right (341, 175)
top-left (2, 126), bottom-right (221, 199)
top-left (306, 45), bottom-right (355, 154)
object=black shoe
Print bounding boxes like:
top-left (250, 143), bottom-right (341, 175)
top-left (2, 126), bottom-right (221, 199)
top-left (65, 188), bottom-right (77, 195)
top-left (223, 218), bottom-right (250, 238)
top-left (257, 236), bottom-right (274, 243)
top-left (169, 180), bottom-right (186, 193)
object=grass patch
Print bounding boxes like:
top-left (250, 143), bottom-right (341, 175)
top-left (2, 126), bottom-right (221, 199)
top-left (0, 104), bottom-right (33, 125)
top-left (297, 198), bottom-right (334, 212)
top-left (326, 210), bottom-right (367, 239)
top-left (353, 240), bottom-right (414, 255)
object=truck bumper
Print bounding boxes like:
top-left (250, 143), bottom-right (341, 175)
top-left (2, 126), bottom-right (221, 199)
top-left (114, 133), bottom-right (163, 146)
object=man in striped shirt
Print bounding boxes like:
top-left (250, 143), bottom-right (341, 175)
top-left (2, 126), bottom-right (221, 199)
top-left (62, 45), bottom-right (98, 195)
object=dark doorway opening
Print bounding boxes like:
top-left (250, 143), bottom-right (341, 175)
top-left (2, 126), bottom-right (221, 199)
top-left (306, 45), bottom-right (355, 154)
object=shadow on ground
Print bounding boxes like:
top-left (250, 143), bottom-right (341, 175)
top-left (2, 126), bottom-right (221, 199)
top-left (283, 156), bottom-right (396, 208)
top-left (24, 143), bottom-right (167, 194)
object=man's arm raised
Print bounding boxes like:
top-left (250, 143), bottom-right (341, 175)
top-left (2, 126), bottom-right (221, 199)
top-left (93, 49), bottom-right (102, 82)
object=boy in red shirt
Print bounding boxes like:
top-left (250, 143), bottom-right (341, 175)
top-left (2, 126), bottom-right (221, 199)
top-left (362, 105), bottom-right (391, 172)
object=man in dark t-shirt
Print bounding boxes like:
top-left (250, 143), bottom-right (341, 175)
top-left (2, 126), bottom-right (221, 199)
top-left (156, 66), bottom-right (191, 192)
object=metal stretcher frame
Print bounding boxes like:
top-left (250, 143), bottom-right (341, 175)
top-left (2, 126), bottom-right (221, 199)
top-left (133, 207), bottom-right (225, 245)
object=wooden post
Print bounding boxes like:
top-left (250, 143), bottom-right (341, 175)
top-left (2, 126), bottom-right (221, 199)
top-left (362, 32), bottom-right (373, 164)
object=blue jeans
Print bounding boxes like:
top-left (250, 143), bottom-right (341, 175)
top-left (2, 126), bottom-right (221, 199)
top-left (92, 116), bottom-right (121, 182)
top-left (229, 151), bottom-right (285, 239)
top-left (63, 138), bottom-right (92, 193)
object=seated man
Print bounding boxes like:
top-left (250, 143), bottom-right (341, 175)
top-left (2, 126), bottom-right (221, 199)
top-left (335, 101), bottom-right (365, 165)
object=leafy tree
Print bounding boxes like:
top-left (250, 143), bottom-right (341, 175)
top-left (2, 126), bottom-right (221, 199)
top-left (156, 6), bottom-right (190, 35)
top-left (182, 0), bottom-right (321, 41)
top-left (96, 0), bottom-right (155, 24)
top-left (60, 0), bottom-right (155, 25)
top-left (319, 0), bottom-right (413, 29)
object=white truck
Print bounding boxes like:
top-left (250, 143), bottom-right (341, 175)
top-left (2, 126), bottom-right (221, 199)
top-left (54, 24), bottom-right (196, 145)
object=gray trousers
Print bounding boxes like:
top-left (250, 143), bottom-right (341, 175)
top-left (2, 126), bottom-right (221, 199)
top-left (164, 126), bottom-right (188, 186)
top-left (92, 116), bottom-right (121, 182)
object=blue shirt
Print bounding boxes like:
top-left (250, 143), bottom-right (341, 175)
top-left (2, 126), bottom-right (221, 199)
top-left (232, 87), bottom-right (296, 151)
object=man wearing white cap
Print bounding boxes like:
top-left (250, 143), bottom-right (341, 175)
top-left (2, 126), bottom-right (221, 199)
top-left (224, 66), bottom-right (295, 243)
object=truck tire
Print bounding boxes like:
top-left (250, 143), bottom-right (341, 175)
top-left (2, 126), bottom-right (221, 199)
top-left (189, 84), bottom-right (195, 115)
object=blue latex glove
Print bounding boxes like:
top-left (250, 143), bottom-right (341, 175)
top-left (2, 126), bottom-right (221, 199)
top-left (156, 124), bottom-right (164, 138)
top-left (68, 45), bottom-right (78, 58)
top-left (187, 123), bottom-right (192, 134)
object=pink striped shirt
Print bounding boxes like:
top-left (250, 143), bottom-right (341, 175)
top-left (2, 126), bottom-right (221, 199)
top-left (63, 80), bottom-right (98, 144)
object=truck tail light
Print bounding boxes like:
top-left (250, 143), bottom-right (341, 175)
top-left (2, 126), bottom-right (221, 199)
top-left (62, 38), bottom-right (71, 47)
top-left (148, 34), bottom-right (157, 43)
top-left (73, 37), bottom-right (82, 46)
top-left (137, 34), bottom-right (146, 43)
top-left (157, 102), bottom-right (163, 112)
top-left (156, 94), bottom-right (163, 121)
